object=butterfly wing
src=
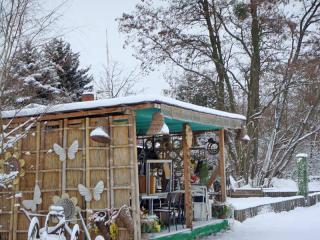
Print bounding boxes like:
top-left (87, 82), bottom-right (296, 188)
top-left (93, 181), bottom-right (104, 201)
top-left (33, 184), bottom-right (42, 205)
top-left (22, 184), bottom-right (42, 212)
top-left (78, 184), bottom-right (92, 202)
top-left (22, 200), bottom-right (36, 212)
top-left (68, 140), bottom-right (79, 160)
top-left (53, 143), bottom-right (66, 161)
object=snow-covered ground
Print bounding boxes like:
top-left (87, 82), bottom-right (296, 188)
top-left (235, 178), bottom-right (320, 192)
top-left (266, 178), bottom-right (320, 192)
top-left (208, 203), bottom-right (320, 240)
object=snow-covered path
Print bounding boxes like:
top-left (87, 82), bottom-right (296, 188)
top-left (209, 203), bottom-right (320, 240)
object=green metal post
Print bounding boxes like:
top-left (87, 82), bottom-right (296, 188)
top-left (296, 153), bottom-right (309, 197)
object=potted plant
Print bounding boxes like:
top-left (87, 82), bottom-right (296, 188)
top-left (140, 214), bottom-right (161, 233)
top-left (212, 203), bottom-right (233, 219)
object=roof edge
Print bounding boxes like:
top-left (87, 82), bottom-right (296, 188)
top-left (1, 95), bottom-right (246, 122)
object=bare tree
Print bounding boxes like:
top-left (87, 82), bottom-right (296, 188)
top-left (0, 114), bottom-right (38, 187)
top-left (96, 61), bottom-right (140, 99)
top-left (96, 28), bottom-right (141, 99)
top-left (0, 0), bottom-right (63, 188)
top-left (256, 1), bottom-right (320, 184)
top-left (118, 0), bottom-right (237, 111)
top-left (118, 0), bottom-right (320, 184)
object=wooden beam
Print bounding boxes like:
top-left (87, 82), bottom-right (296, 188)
top-left (183, 123), bottom-right (193, 229)
top-left (219, 129), bottom-right (226, 202)
top-left (4, 103), bottom-right (156, 124)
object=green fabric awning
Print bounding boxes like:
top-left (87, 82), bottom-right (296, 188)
top-left (135, 108), bottom-right (222, 135)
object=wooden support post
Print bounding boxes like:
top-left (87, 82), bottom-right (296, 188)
top-left (108, 116), bottom-right (114, 208)
top-left (85, 118), bottom-right (91, 210)
top-left (128, 113), bottom-right (141, 240)
top-left (12, 185), bottom-right (18, 240)
top-left (105, 117), bottom-right (110, 209)
top-left (219, 129), bottom-right (226, 202)
top-left (62, 119), bottom-right (68, 193)
top-left (183, 123), bottom-right (193, 229)
top-left (36, 122), bottom-right (41, 185)
top-left (12, 136), bottom-right (23, 240)
top-left (9, 185), bottom-right (15, 240)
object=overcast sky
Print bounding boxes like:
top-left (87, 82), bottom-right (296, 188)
top-left (49, 0), bottom-right (168, 95)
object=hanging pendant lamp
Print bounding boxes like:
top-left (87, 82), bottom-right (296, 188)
top-left (90, 126), bottom-right (111, 143)
top-left (147, 112), bottom-right (170, 136)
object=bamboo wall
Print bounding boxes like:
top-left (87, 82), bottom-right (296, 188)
top-left (0, 113), bottom-right (140, 240)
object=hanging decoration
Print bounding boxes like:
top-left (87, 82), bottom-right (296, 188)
top-left (172, 139), bottom-right (182, 149)
top-left (78, 180), bottom-right (104, 202)
top-left (194, 132), bottom-right (219, 169)
top-left (88, 205), bottom-right (134, 238)
top-left (90, 126), bottom-right (111, 143)
top-left (0, 149), bottom-right (25, 185)
top-left (53, 140), bottom-right (79, 161)
top-left (52, 193), bottom-right (80, 223)
top-left (147, 112), bottom-right (169, 136)
top-left (145, 138), bottom-right (153, 150)
top-left (207, 138), bottom-right (219, 155)
top-left (138, 135), bottom-right (184, 190)
top-left (22, 183), bottom-right (42, 212)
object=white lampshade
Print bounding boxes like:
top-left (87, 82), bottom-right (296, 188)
top-left (90, 126), bottom-right (110, 143)
top-left (147, 112), bottom-right (170, 136)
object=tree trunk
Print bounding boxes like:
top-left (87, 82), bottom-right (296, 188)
top-left (246, 0), bottom-right (261, 181)
top-left (202, 0), bottom-right (231, 110)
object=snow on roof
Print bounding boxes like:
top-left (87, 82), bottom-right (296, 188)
top-left (1, 95), bottom-right (246, 121)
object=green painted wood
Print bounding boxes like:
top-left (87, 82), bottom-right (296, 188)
top-left (160, 104), bottom-right (243, 129)
top-left (149, 220), bottom-right (229, 240)
top-left (296, 153), bottom-right (309, 197)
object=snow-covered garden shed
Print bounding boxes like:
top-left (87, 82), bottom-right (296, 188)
top-left (0, 95), bottom-right (245, 240)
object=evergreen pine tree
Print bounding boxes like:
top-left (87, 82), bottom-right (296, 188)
top-left (165, 72), bottom-right (217, 108)
top-left (43, 38), bottom-right (93, 101)
top-left (8, 41), bottom-right (62, 106)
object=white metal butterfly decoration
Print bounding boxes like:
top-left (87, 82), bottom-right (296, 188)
top-left (78, 181), bottom-right (104, 202)
top-left (22, 184), bottom-right (42, 212)
top-left (53, 140), bottom-right (79, 161)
